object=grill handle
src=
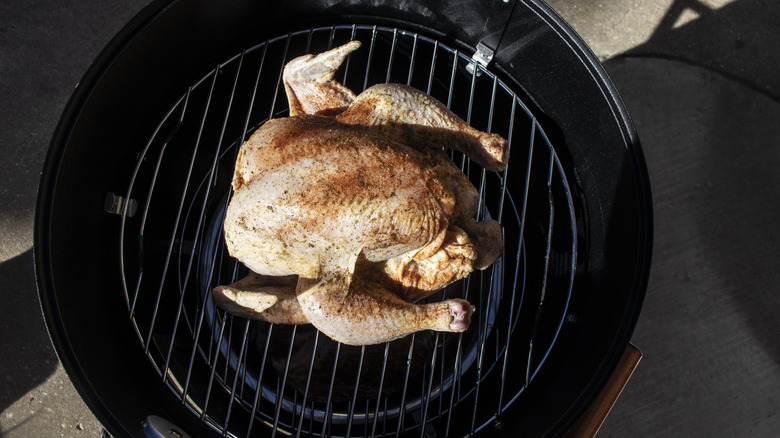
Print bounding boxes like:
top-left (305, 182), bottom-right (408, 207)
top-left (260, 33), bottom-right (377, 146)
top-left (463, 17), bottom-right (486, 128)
top-left (564, 344), bottom-right (643, 437)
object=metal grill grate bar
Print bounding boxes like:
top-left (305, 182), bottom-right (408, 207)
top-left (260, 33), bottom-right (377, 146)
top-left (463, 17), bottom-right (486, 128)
top-left (122, 90), bottom-right (189, 316)
top-left (271, 325), bottom-right (298, 438)
top-left (394, 334), bottom-right (416, 438)
top-left (370, 342), bottom-right (391, 438)
top-left (407, 33), bottom-right (418, 87)
top-left (247, 324), bottom-right (274, 437)
top-left (201, 311), bottom-right (228, 421)
top-left (362, 26), bottom-right (378, 92)
top-left (222, 318), bottom-right (251, 432)
top-left (385, 29), bottom-right (398, 84)
top-left (144, 69), bottom-right (219, 355)
top-left (344, 346), bottom-right (366, 437)
top-left (419, 332), bottom-right (440, 437)
top-left (468, 78), bottom-right (501, 432)
top-left (295, 331), bottom-right (321, 438)
top-left (425, 41), bottom-right (438, 94)
top-left (443, 334), bottom-right (465, 438)
top-left (320, 342), bottom-right (342, 438)
top-left (163, 51), bottom-right (247, 381)
top-left (262, 35), bottom-right (288, 121)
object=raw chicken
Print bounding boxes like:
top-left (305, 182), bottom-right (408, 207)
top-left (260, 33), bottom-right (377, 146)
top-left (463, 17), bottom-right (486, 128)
top-left (213, 41), bottom-right (508, 345)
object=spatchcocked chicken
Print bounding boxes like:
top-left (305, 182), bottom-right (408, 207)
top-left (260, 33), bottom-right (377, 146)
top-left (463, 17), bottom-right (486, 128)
top-left (212, 41), bottom-right (508, 345)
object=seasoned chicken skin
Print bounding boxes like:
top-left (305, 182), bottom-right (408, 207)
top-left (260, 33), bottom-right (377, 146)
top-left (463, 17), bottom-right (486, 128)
top-left (213, 41), bottom-right (508, 345)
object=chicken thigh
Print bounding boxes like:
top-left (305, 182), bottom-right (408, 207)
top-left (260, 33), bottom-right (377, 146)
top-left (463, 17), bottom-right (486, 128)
top-left (213, 41), bottom-right (508, 345)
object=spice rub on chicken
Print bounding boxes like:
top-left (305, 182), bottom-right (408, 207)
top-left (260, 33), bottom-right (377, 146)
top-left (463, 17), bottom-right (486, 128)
top-left (213, 41), bottom-right (508, 345)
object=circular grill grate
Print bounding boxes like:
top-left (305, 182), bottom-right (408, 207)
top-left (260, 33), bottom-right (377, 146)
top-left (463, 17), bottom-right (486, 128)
top-left (118, 25), bottom-right (578, 437)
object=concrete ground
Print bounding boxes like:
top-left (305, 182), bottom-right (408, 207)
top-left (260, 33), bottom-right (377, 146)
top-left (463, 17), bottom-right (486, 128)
top-left (1, 0), bottom-right (778, 436)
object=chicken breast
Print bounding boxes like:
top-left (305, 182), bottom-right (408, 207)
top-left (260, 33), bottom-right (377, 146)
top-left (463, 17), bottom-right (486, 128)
top-left (213, 41), bottom-right (508, 345)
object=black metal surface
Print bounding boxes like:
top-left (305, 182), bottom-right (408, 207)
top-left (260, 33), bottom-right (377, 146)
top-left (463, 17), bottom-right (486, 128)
top-left (35, 1), bottom-right (651, 437)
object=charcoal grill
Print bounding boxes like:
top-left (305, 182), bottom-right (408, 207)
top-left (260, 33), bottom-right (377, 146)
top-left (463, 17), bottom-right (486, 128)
top-left (35, 1), bottom-right (652, 438)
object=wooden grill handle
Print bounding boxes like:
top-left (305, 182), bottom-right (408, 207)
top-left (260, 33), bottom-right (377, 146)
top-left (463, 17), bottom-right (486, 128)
top-left (564, 343), bottom-right (643, 438)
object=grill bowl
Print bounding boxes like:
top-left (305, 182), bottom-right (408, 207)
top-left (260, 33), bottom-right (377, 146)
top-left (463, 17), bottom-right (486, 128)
top-left (35, 1), bottom-right (652, 437)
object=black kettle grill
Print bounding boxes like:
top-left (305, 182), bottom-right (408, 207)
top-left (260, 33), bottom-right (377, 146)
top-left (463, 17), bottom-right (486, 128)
top-left (35, 1), bottom-right (652, 437)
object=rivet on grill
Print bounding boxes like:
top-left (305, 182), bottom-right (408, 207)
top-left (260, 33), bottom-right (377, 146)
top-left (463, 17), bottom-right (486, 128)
top-left (104, 192), bottom-right (137, 217)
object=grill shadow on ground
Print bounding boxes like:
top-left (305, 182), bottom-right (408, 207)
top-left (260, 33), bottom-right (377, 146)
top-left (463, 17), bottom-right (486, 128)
top-left (625, 0), bottom-right (780, 100)
top-left (0, 250), bottom-right (59, 416)
top-left (592, 0), bottom-right (780, 435)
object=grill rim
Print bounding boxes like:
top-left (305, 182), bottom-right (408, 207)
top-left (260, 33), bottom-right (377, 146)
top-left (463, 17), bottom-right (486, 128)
top-left (34, 1), bottom-right (652, 437)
